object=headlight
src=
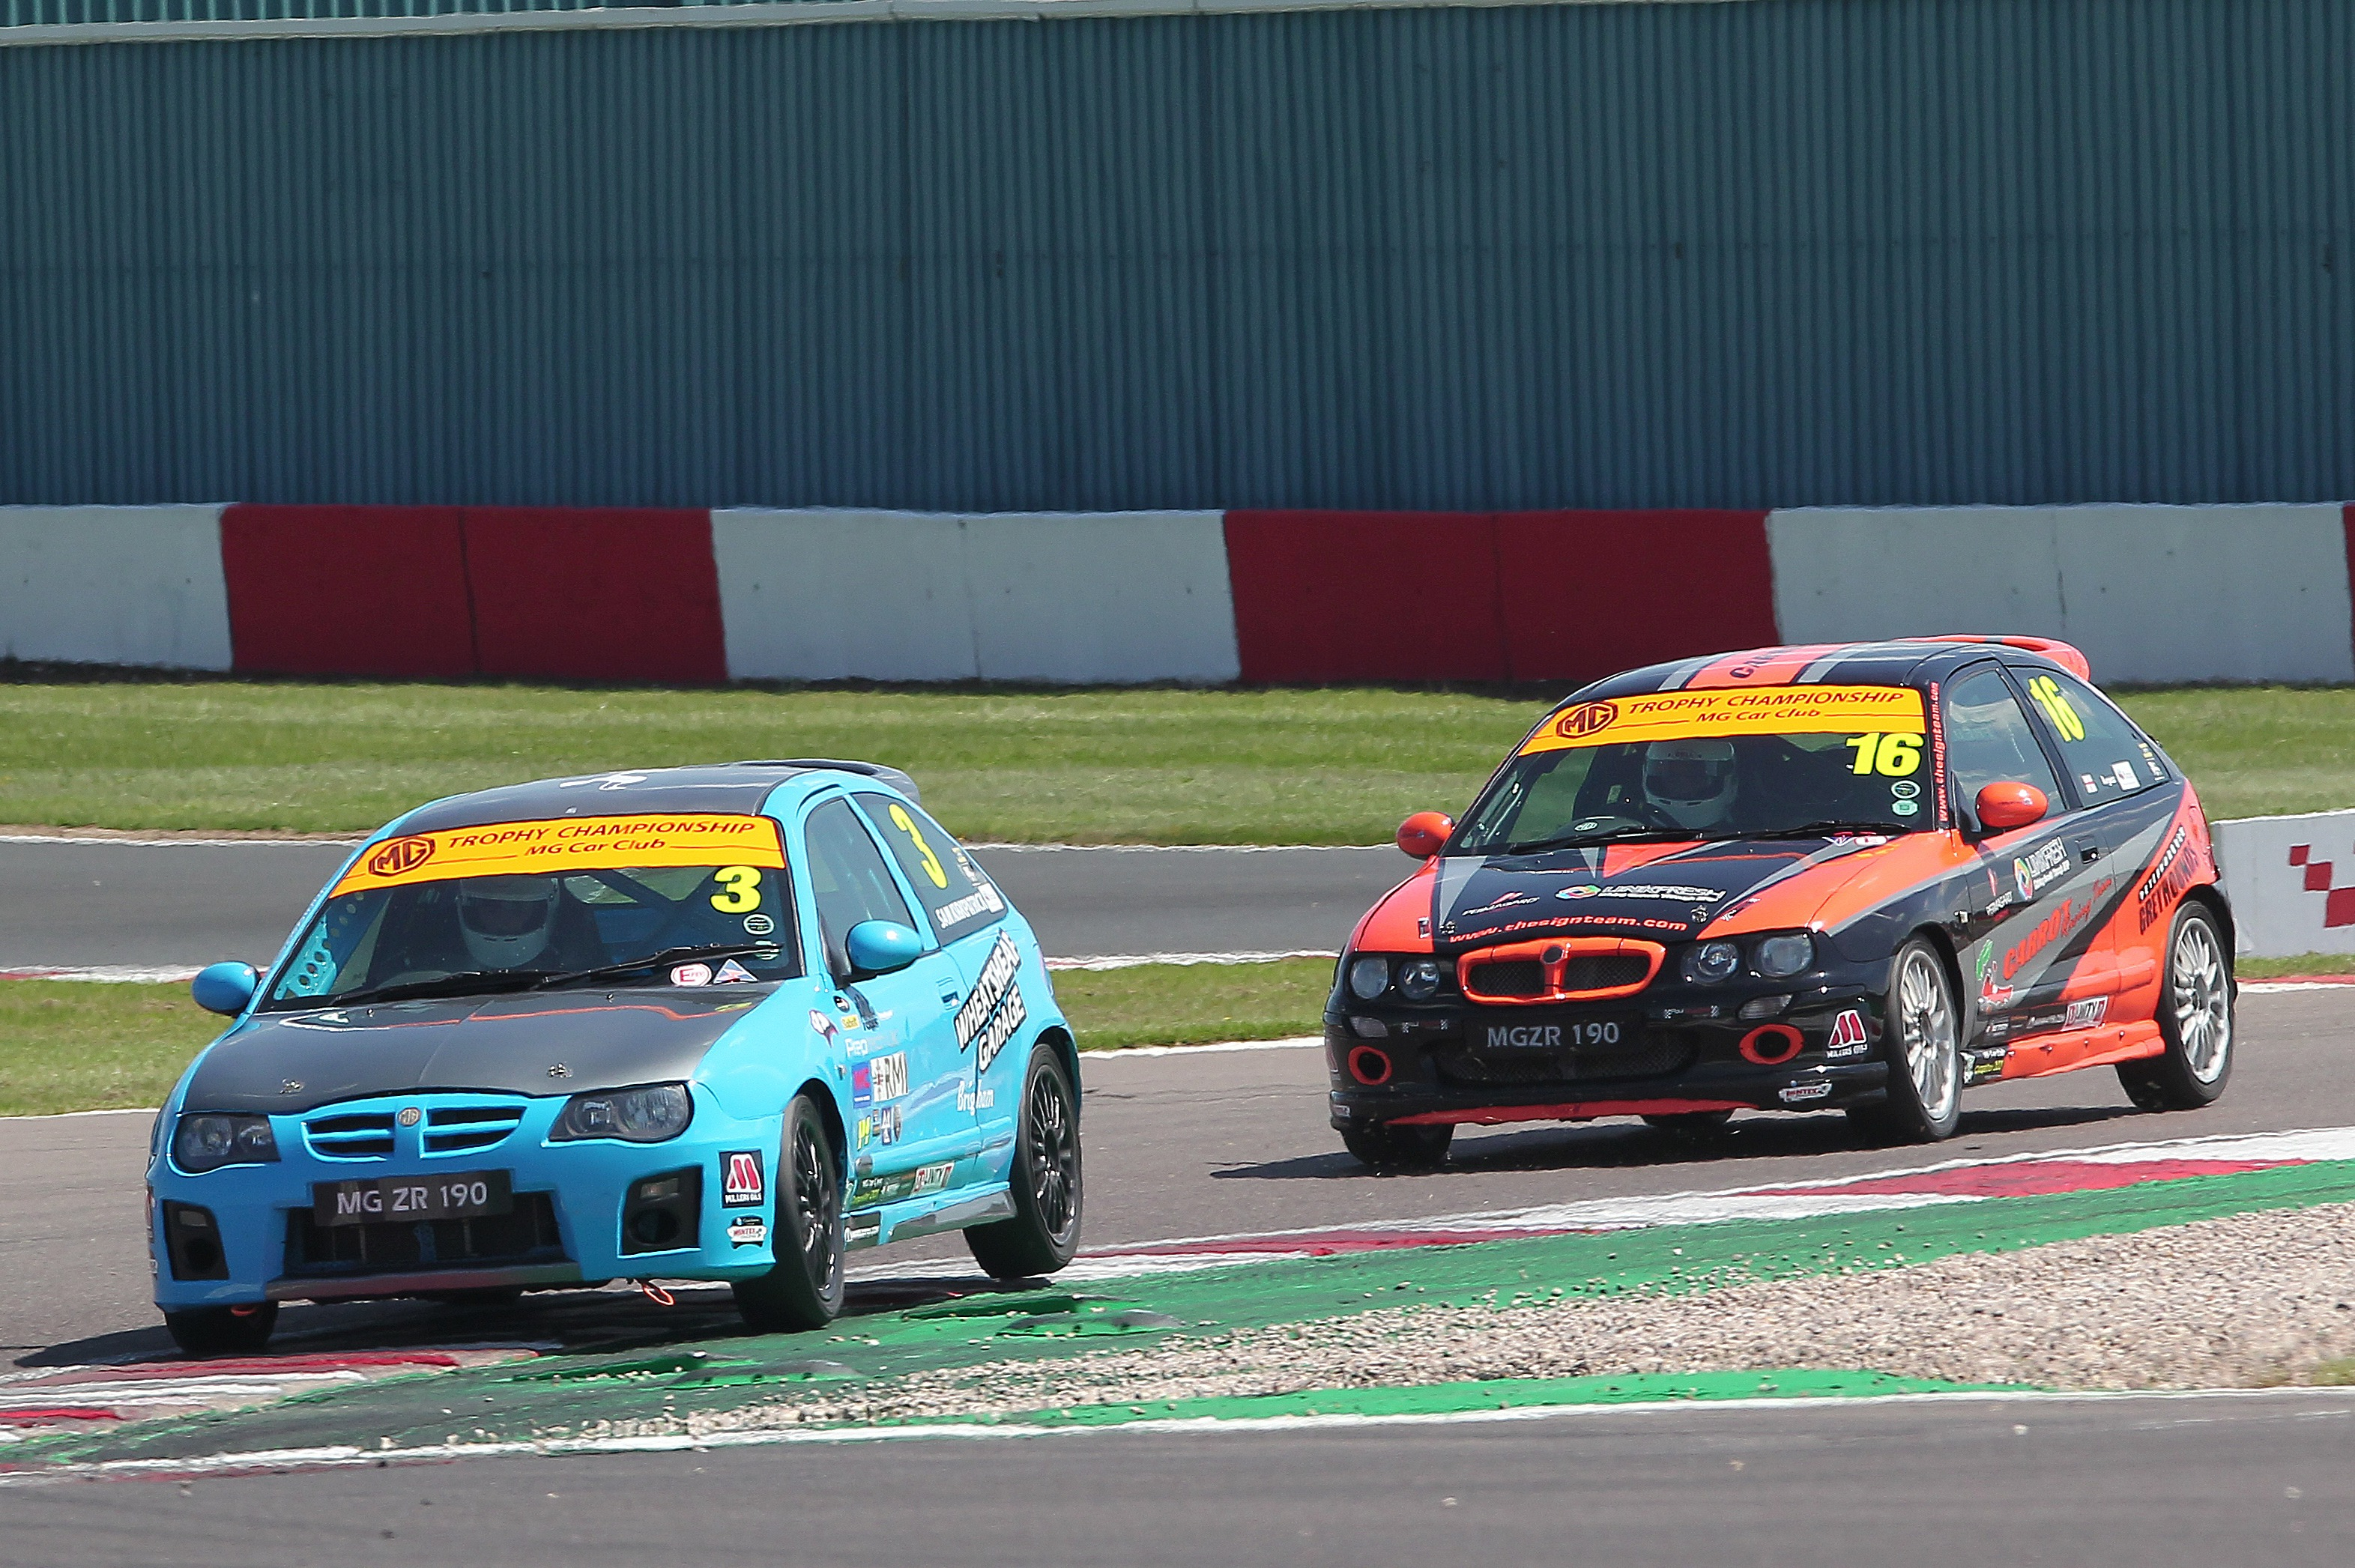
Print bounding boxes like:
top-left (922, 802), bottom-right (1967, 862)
top-left (1397, 958), bottom-right (1445, 1002)
top-left (172, 1113), bottom-right (279, 1173)
top-left (1347, 956), bottom-right (1392, 1001)
top-left (552, 1083), bottom-right (694, 1143)
top-left (1681, 941), bottom-right (1741, 984)
top-left (1753, 933), bottom-right (1816, 978)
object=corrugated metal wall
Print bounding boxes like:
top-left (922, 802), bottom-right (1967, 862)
top-left (3, 0), bottom-right (2352, 510)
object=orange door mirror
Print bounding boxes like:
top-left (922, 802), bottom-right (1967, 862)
top-left (1397, 811), bottom-right (1455, 859)
top-left (1975, 781), bottom-right (2049, 832)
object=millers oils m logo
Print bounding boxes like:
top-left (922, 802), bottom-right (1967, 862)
top-left (1553, 702), bottom-right (1618, 740)
top-left (367, 836), bottom-right (436, 877)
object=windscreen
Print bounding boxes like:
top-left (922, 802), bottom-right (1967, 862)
top-left (1452, 685), bottom-right (1932, 855)
top-left (263, 813), bottom-right (799, 1008)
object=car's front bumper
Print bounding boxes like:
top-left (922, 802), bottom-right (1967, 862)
top-left (148, 1088), bottom-right (784, 1310)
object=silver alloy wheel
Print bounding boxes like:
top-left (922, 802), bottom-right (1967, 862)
top-left (1897, 947), bottom-right (1959, 1121)
top-left (2173, 915), bottom-right (2232, 1083)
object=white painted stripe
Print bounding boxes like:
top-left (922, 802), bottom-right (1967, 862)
top-left (1080, 1035), bottom-right (1323, 1059)
top-left (1048, 951), bottom-right (1334, 970)
top-left (2242, 979), bottom-right (2355, 993)
top-left (0, 506), bottom-right (232, 671)
top-left (2, 1386), bottom-right (2345, 1483)
top-left (712, 509), bottom-right (1239, 685)
top-left (0, 835), bottom-right (360, 848)
top-left (0, 966), bottom-right (202, 984)
top-left (1766, 504), bottom-right (2355, 685)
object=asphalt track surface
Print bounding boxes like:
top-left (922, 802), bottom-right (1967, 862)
top-left (0, 838), bottom-right (1406, 969)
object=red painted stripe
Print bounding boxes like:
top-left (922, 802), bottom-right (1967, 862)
top-left (462, 509), bottom-right (725, 684)
top-left (221, 507), bottom-right (723, 683)
top-left (1496, 511), bottom-right (1776, 685)
top-left (1224, 512), bottom-right (1508, 683)
top-left (221, 506), bottom-right (475, 678)
top-left (0, 1408), bottom-right (121, 1425)
top-left (1747, 1157), bottom-right (2294, 1202)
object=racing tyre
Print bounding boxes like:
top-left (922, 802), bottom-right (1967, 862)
top-left (732, 1093), bottom-right (845, 1333)
top-left (2117, 903), bottom-right (2234, 1112)
top-left (1876, 938), bottom-right (1963, 1142)
top-left (1340, 1121), bottom-right (1454, 1171)
top-left (164, 1302), bottom-right (277, 1358)
top-left (1642, 1110), bottom-right (1736, 1137)
top-left (966, 1044), bottom-right (1083, 1280)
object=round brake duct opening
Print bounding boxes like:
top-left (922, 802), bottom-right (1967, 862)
top-left (1346, 1046), bottom-right (1394, 1086)
top-left (1738, 1023), bottom-right (1806, 1066)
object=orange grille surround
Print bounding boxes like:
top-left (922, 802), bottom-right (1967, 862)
top-left (1457, 936), bottom-right (1666, 1007)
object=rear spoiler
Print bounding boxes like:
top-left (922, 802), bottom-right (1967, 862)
top-left (1917, 635), bottom-right (2091, 682)
top-left (733, 758), bottom-right (922, 804)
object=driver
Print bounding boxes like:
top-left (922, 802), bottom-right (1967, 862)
top-left (456, 875), bottom-right (563, 969)
top-left (1642, 739), bottom-right (1738, 832)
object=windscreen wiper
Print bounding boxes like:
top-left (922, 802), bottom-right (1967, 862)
top-left (326, 969), bottom-right (561, 1006)
top-left (529, 942), bottom-right (785, 990)
top-left (1744, 820), bottom-right (1908, 841)
top-left (1500, 827), bottom-right (1697, 856)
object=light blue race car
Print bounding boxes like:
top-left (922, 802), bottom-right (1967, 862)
top-left (150, 762), bottom-right (1081, 1357)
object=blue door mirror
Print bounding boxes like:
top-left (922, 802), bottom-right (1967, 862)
top-left (191, 961), bottom-right (260, 1017)
top-left (844, 921), bottom-right (925, 979)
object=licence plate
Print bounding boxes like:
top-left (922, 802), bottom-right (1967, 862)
top-left (312, 1170), bottom-right (513, 1227)
top-left (1473, 1014), bottom-right (1641, 1052)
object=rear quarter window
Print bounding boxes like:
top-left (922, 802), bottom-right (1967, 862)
top-left (852, 793), bottom-right (1008, 945)
top-left (2013, 667), bottom-right (2171, 806)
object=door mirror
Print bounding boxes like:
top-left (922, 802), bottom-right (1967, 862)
top-left (190, 961), bottom-right (259, 1017)
top-left (1397, 811), bottom-right (1455, 859)
top-left (844, 920), bottom-right (925, 979)
top-left (1975, 781), bottom-right (2050, 833)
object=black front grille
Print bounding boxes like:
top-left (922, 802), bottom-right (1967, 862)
top-left (1463, 960), bottom-right (1544, 996)
top-left (423, 1104), bottom-right (524, 1154)
top-left (282, 1193), bottom-right (566, 1279)
top-left (1433, 1035), bottom-right (1693, 1088)
top-left (304, 1113), bottom-right (395, 1159)
top-left (1560, 954), bottom-right (1651, 992)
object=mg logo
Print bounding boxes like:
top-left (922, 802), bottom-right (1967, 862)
top-left (396, 1107), bottom-right (422, 1127)
top-left (1553, 702), bottom-right (1618, 740)
top-left (367, 836), bottom-right (436, 877)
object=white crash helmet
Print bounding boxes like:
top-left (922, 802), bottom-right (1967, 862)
top-left (456, 876), bottom-right (560, 968)
top-left (1642, 739), bottom-right (1738, 831)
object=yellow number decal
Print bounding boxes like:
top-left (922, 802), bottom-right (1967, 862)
top-left (889, 803), bottom-right (950, 889)
top-left (2026, 676), bottom-right (2086, 742)
top-left (1846, 733), bottom-right (1922, 777)
top-left (710, 865), bottom-right (763, 913)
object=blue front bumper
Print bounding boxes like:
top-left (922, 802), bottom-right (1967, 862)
top-left (149, 1087), bottom-right (782, 1308)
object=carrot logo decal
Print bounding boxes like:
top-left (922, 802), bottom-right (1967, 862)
top-left (1553, 702), bottom-right (1618, 739)
top-left (366, 837), bottom-right (435, 877)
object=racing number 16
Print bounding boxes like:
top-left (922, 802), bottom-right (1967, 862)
top-left (1845, 732), bottom-right (1923, 778)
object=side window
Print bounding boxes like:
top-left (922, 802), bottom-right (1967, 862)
top-left (802, 799), bottom-right (921, 978)
top-left (1943, 667), bottom-right (2064, 832)
top-left (852, 792), bottom-right (1008, 945)
top-left (2013, 666), bottom-right (2170, 805)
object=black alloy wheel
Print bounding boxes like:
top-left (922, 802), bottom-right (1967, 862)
top-left (1340, 1119), bottom-right (1454, 1172)
top-left (966, 1044), bottom-right (1084, 1280)
top-left (2117, 902), bottom-right (2235, 1112)
top-left (733, 1092), bottom-right (846, 1332)
top-left (164, 1301), bottom-right (278, 1358)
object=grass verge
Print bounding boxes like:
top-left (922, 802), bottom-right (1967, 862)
top-left (0, 961), bottom-right (1334, 1114)
top-left (5, 676), bottom-right (2354, 842)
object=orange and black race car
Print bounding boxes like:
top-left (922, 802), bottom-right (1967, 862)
top-left (1328, 636), bottom-right (2234, 1169)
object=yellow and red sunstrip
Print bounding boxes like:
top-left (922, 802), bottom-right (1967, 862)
top-left (331, 813), bottom-right (785, 897)
top-left (1519, 684), bottom-right (1926, 755)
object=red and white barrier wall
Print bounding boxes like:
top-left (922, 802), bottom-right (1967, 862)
top-left (2, 502), bottom-right (2350, 687)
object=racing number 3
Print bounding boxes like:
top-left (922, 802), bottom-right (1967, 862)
top-left (710, 866), bottom-right (763, 913)
top-left (1845, 732), bottom-right (1923, 777)
top-left (887, 804), bottom-right (950, 890)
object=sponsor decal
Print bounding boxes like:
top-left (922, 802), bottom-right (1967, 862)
top-left (912, 1160), bottom-right (955, 1196)
top-left (953, 932), bottom-right (1029, 1074)
top-left (1556, 883), bottom-right (1726, 903)
top-left (845, 1212), bottom-right (882, 1244)
top-left (743, 912), bottom-right (776, 936)
top-left (558, 772), bottom-right (649, 790)
top-left (332, 813), bottom-right (786, 896)
top-left (808, 1008), bottom-right (838, 1044)
top-left (726, 1214), bottom-right (768, 1247)
top-left (1522, 685), bottom-right (1925, 756)
top-left (1965, 1047), bottom-right (2008, 1085)
top-left (1779, 1081), bottom-right (1833, 1104)
top-left (850, 1064), bottom-right (872, 1106)
top-left (957, 1081), bottom-right (997, 1113)
top-left (933, 880), bottom-right (1007, 930)
top-left (872, 1104), bottom-right (902, 1145)
top-left (1461, 890), bottom-right (1541, 916)
top-left (2001, 895), bottom-right (2095, 981)
top-left (671, 962), bottom-right (713, 987)
top-left (2112, 760), bottom-right (2138, 790)
top-left (2067, 995), bottom-right (2110, 1030)
top-left (1825, 1008), bottom-right (1870, 1059)
top-left (2136, 823), bottom-right (2203, 932)
top-left (1893, 799), bottom-right (1919, 817)
top-left (1478, 914), bottom-right (1693, 938)
top-left (850, 1161), bottom-right (951, 1208)
top-left (870, 1052), bottom-right (908, 1102)
top-left (2013, 838), bottom-right (2071, 903)
top-left (721, 1150), bottom-right (764, 1208)
top-left (713, 958), bottom-right (757, 984)
top-left (1417, 916), bottom-right (1431, 940)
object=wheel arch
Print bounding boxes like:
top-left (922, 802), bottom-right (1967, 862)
top-left (1036, 1024), bottom-right (1081, 1119)
top-left (793, 1077), bottom-right (847, 1176)
top-left (2180, 885), bottom-right (2237, 967)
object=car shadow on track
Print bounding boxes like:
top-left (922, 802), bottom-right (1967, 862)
top-left (1209, 1103), bottom-right (2153, 1183)
top-left (17, 1276), bottom-right (1045, 1370)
